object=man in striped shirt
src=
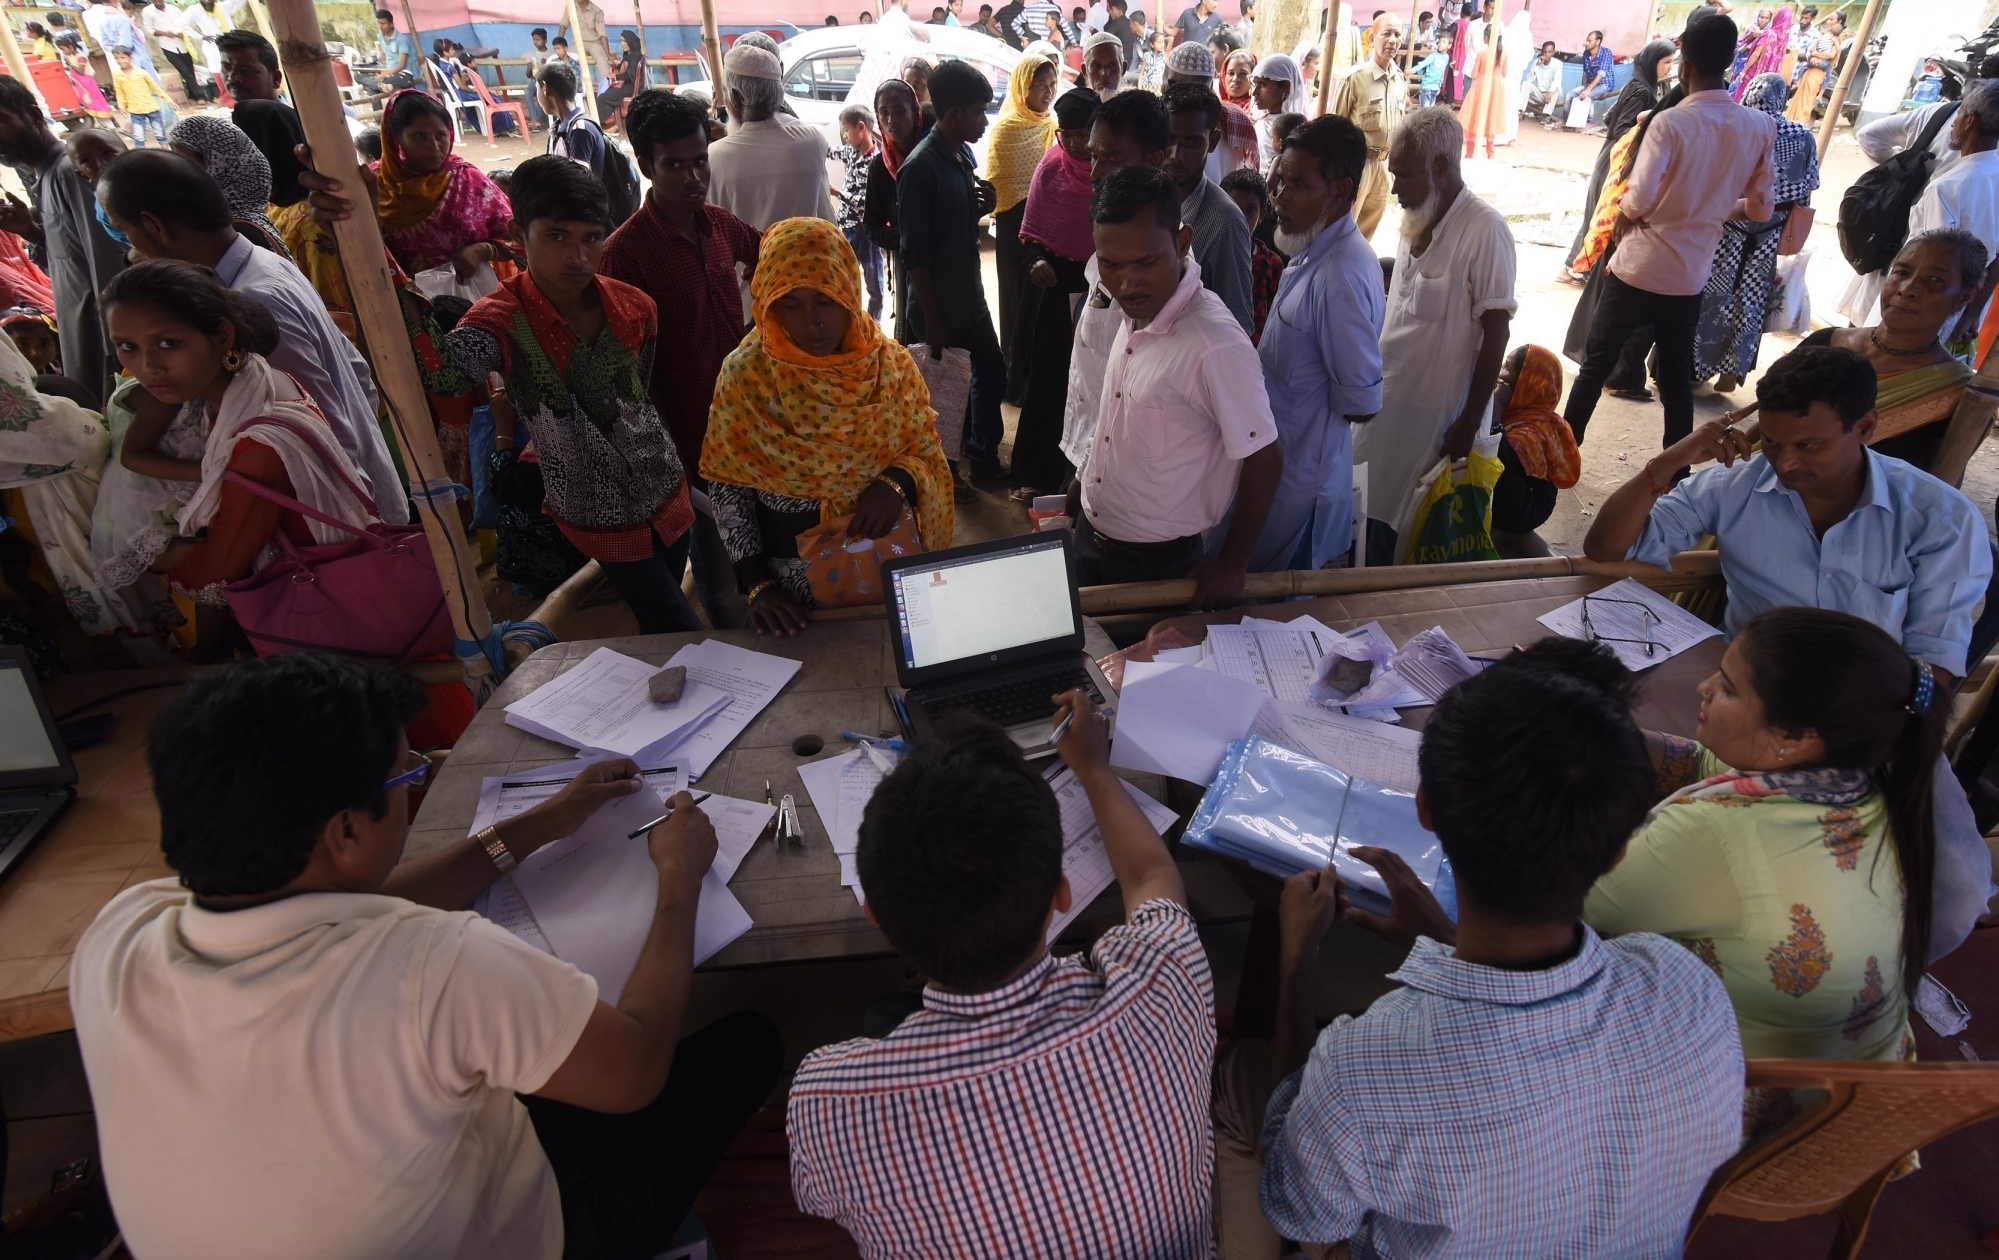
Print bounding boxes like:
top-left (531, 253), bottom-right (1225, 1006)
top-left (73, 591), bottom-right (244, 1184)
top-left (788, 695), bottom-right (1215, 1259)
top-left (1211, 644), bottom-right (1745, 1259)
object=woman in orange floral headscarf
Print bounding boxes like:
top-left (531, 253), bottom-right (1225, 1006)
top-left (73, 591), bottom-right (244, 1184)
top-left (702, 217), bottom-right (954, 637)
top-left (1491, 344), bottom-right (1578, 537)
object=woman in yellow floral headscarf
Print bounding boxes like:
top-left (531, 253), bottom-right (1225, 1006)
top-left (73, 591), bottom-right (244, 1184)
top-left (983, 53), bottom-right (1059, 369)
top-left (702, 218), bottom-right (954, 637)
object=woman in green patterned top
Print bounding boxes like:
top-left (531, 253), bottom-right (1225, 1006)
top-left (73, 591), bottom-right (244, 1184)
top-left (1581, 608), bottom-right (1942, 1065)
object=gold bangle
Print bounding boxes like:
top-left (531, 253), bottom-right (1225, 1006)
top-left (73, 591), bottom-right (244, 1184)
top-left (747, 579), bottom-right (777, 604)
top-left (477, 824), bottom-right (516, 874)
top-left (873, 474), bottom-right (907, 502)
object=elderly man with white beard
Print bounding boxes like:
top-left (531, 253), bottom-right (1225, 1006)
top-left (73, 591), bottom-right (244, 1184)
top-left (1353, 105), bottom-right (1515, 563)
top-left (1229, 114), bottom-right (1384, 572)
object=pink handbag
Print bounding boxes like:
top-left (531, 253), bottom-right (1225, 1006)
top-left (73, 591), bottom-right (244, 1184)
top-left (220, 417), bottom-right (453, 665)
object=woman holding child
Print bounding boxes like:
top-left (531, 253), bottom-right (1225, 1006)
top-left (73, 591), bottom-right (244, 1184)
top-left (701, 217), bottom-right (953, 638)
top-left (94, 261), bottom-right (379, 630)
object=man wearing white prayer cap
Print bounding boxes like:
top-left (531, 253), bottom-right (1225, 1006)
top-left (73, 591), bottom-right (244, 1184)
top-left (708, 43), bottom-right (836, 230)
top-left (1083, 30), bottom-right (1125, 99)
top-left (1164, 40), bottom-right (1256, 179)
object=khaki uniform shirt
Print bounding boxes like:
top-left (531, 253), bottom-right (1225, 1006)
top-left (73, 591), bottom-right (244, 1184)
top-left (1334, 59), bottom-right (1405, 159)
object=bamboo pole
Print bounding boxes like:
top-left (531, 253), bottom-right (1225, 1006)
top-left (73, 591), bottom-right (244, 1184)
top-left (698, 0), bottom-right (723, 110)
top-left (263, 0), bottom-right (496, 690)
top-left (1813, 0), bottom-right (1880, 161)
top-left (1316, 2), bottom-right (1338, 114)
top-left (565, 0), bottom-right (600, 123)
top-left (249, 0), bottom-right (279, 56)
top-left (0, 19), bottom-right (50, 121)
top-left (803, 552), bottom-right (1727, 622)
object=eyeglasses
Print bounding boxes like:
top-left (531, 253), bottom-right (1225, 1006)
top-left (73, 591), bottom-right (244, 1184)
top-left (383, 749), bottom-right (436, 793)
top-left (1580, 595), bottom-right (1659, 659)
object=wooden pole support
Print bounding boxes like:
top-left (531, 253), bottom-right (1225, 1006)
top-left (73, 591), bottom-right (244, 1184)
top-left (566, 0), bottom-right (601, 123)
top-left (1814, 0), bottom-right (1882, 162)
top-left (1317, 4), bottom-right (1339, 116)
top-left (262, 1), bottom-right (496, 686)
top-left (698, 0), bottom-right (723, 112)
top-left (0, 20), bottom-right (51, 122)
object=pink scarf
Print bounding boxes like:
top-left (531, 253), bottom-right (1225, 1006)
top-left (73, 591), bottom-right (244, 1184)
top-left (1018, 145), bottom-right (1095, 264)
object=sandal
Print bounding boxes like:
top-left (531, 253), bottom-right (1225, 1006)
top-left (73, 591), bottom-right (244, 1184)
top-left (1607, 387), bottom-right (1654, 402)
top-left (1007, 486), bottom-right (1044, 503)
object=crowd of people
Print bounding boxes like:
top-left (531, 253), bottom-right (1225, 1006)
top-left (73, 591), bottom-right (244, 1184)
top-left (0, 0), bottom-right (1996, 1256)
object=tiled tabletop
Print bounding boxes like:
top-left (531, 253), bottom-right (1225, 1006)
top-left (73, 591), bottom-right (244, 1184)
top-left (408, 619), bottom-right (1123, 969)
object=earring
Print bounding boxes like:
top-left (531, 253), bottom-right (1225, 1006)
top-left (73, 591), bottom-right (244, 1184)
top-left (222, 349), bottom-right (244, 372)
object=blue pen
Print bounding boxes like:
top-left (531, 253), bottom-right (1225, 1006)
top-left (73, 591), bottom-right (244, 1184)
top-left (841, 731), bottom-right (912, 752)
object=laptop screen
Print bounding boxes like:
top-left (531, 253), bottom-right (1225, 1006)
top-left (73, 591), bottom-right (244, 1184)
top-left (890, 536), bottom-right (1078, 672)
top-left (0, 659), bottom-right (61, 775)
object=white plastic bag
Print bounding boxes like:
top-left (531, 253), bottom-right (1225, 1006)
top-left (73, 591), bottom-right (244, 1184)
top-left (1766, 247), bottom-right (1814, 335)
top-left (413, 262), bottom-right (501, 304)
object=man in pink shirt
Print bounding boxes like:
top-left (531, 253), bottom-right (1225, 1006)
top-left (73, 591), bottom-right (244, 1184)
top-left (1561, 12), bottom-right (1774, 451)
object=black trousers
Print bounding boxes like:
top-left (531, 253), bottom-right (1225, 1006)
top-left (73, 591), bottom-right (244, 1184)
top-left (1562, 269), bottom-right (1704, 448)
top-left (523, 1011), bottom-right (783, 1260)
top-left (598, 528), bottom-right (702, 634)
top-left (994, 201), bottom-right (1026, 368)
top-left (1491, 436), bottom-right (1557, 534)
top-left (1075, 514), bottom-right (1205, 585)
top-left (160, 47), bottom-right (205, 101)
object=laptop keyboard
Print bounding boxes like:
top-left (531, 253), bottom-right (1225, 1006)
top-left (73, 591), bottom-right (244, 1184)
top-left (927, 666), bottom-right (1105, 728)
top-left (0, 808), bottom-right (33, 848)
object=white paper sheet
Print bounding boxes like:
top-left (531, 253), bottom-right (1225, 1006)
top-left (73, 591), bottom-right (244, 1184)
top-left (838, 853), bottom-right (865, 905)
top-left (477, 778), bottom-right (752, 999)
top-left (1045, 769), bottom-right (1180, 940)
top-left (1262, 703), bottom-right (1423, 795)
top-left (1206, 622), bottom-right (1329, 703)
top-left (1108, 660), bottom-right (1272, 784)
top-left (470, 756), bottom-right (689, 834)
top-left (798, 749), bottom-right (863, 853)
top-left (650, 640), bottom-right (803, 778)
top-left (697, 794), bottom-right (776, 884)
top-left (503, 647), bottom-right (731, 758)
top-left (1535, 577), bottom-right (1724, 672)
top-left (1387, 626), bottom-right (1488, 702)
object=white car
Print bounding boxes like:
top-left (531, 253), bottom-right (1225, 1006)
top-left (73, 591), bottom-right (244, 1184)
top-left (681, 25), bottom-right (1067, 166)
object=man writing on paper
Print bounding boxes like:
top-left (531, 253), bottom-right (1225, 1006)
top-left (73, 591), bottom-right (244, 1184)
top-left (70, 653), bottom-right (781, 1260)
top-left (789, 699), bottom-right (1217, 1256)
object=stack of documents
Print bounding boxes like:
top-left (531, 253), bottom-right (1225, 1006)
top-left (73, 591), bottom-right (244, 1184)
top-left (1183, 738), bottom-right (1454, 920)
top-left (1536, 577), bottom-right (1722, 671)
top-left (1387, 627), bottom-right (1490, 703)
top-left (468, 755), bottom-right (773, 998)
top-left (798, 748), bottom-right (892, 905)
top-left (504, 642), bottom-right (801, 777)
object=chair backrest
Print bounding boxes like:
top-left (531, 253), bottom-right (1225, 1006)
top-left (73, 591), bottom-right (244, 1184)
top-left (1695, 1058), bottom-right (1999, 1226)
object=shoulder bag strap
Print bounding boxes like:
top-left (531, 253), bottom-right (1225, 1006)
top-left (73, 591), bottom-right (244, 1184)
top-left (222, 469), bottom-right (388, 547)
top-left (236, 415), bottom-right (381, 517)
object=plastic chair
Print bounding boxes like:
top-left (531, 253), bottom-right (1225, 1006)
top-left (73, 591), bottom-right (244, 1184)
top-left (1688, 1058), bottom-right (1999, 1260)
top-left (468, 72), bottom-right (528, 146)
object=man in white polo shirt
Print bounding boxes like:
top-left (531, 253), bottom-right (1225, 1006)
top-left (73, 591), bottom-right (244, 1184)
top-left (1074, 164), bottom-right (1281, 608)
top-left (70, 653), bottom-right (781, 1260)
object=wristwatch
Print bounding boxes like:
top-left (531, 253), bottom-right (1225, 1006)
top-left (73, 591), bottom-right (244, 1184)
top-left (477, 824), bottom-right (516, 874)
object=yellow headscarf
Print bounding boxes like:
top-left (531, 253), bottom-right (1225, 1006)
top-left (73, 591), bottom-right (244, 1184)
top-left (375, 89), bottom-right (458, 233)
top-left (700, 218), bottom-right (955, 550)
top-left (982, 55), bottom-right (1058, 215)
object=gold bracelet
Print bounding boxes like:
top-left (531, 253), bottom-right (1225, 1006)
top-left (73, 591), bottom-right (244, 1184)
top-left (476, 824), bottom-right (516, 874)
top-left (873, 474), bottom-right (907, 502)
top-left (747, 579), bottom-right (777, 604)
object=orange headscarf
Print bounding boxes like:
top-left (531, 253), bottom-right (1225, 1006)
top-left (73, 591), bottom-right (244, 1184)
top-left (375, 89), bottom-right (458, 233)
top-left (700, 217), bottom-right (955, 549)
top-left (1501, 346), bottom-right (1580, 489)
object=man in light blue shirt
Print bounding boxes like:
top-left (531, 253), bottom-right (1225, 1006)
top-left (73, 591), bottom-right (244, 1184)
top-left (1211, 648), bottom-right (1742, 1259)
top-left (1586, 345), bottom-right (1995, 961)
top-left (1234, 115), bottom-right (1383, 571)
top-left (1585, 345), bottom-right (1990, 677)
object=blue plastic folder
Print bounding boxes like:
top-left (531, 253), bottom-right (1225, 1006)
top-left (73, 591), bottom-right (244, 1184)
top-left (1183, 738), bottom-right (1457, 921)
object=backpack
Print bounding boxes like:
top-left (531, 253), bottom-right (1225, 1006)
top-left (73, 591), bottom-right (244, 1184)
top-left (599, 138), bottom-right (641, 229)
top-left (1837, 102), bottom-right (1959, 275)
top-left (555, 115), bottom-right (640, 228)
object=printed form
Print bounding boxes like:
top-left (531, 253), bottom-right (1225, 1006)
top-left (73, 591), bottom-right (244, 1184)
top-left (1046, 768), bottom-right (1181, 940)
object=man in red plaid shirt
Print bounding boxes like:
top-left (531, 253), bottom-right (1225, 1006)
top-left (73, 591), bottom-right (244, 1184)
top-left (787, 696), bottom-right (1217, 1259)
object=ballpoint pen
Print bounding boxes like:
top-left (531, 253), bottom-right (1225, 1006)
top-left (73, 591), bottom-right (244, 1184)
top-left (841, 731), bottom-right (912, 752)
top-left (626, 792), bottom-right (711, 840)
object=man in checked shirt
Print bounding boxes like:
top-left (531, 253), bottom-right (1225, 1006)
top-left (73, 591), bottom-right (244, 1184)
top-left (787, 695), bottom-right (1216, 1259)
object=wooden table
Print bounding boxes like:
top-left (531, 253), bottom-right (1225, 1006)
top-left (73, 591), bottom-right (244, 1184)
top-left (1152, 573), bottom-right (1725, 739)
top-left (408, 619), bottom-right (1120, 970)
top-left (0, 669), bottom-right (187, 1043)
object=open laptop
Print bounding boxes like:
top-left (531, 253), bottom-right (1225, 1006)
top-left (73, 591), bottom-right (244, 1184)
top-left (883, 532), bottom-right (1114, 756)
top-left (0, 648), bottom-right (76, 884)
